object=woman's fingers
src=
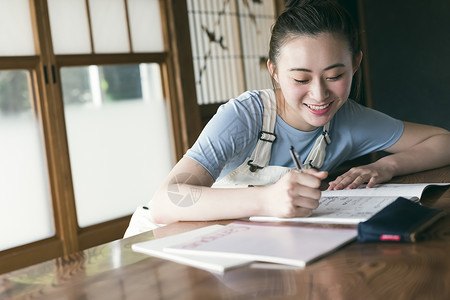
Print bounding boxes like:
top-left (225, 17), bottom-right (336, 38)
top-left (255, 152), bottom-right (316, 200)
top-left (304, 168), bottom-right (329, 180)
top-left (327, 166), bottom-right (385, 190)
top-left (266, 170), bottom-right (326, 218)
top-left (291, 169), bottom-right (328, 189)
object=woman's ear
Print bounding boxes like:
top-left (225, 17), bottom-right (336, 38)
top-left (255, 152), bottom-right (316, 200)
top-left (353, 51), bottom-right (363, 74)
top-left (267, 59), bottom-right (278, 82)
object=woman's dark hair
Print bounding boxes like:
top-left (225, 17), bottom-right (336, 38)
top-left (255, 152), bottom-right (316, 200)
top-left (269, 0), bottom-right (362, 99)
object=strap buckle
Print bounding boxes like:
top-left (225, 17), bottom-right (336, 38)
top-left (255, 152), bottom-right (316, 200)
top-left (322, 130), bottom-right (331, 145)
top-left (247, 160), bottom-right (263, 172)
top-left (258, 131), bottom-right (277, 143)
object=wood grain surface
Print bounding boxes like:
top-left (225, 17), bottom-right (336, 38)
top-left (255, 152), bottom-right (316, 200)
top-left (1, 166), bottom-right (449, 300)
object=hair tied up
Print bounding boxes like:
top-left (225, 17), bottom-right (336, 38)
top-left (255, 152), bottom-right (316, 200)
top-left (284, 0), bottom-right (302, 10)
top-left (285, 0), bottom-right (327, 10)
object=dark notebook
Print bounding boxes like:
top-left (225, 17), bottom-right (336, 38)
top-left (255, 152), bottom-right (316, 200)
top-left (357, 197), bottom-right (446, 243)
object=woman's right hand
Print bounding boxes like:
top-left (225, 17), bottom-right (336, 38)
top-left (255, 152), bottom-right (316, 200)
top-left (260, 169), bottom-right (328, 218)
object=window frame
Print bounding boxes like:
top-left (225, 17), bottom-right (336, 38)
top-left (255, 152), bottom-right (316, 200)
top-left (0, 0), bottom-right (201, 273)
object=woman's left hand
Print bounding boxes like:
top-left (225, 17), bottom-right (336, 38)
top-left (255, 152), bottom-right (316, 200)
top-left (327, 163), bottom-right (394, 190)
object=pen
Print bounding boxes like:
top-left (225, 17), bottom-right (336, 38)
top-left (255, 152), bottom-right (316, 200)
top-left (289, 146), bottom-right (304, 172)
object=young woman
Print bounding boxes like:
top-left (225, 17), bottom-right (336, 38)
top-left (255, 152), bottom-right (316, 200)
top-left (124, 0), bottom-right (450, 236)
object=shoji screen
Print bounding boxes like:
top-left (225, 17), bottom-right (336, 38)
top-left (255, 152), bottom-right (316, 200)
top-left (187, 0), bottom-right (276, 105)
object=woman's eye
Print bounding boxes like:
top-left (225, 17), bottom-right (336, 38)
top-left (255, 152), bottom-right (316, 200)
top-left (294, 79), bottom-right (309, 84)
top-left (327, 74), bottom-right (343, 81)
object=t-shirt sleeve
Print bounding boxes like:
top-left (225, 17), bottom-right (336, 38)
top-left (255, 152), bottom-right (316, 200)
top-left (185, 91), bottom-right (263, 180)
top-left (338, 100), bottom-right (404, 159)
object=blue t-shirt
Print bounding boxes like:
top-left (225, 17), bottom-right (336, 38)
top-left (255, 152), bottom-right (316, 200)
top-left (186, 90), bottom-right (404, 181)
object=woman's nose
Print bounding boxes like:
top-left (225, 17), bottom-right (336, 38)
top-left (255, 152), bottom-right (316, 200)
top-left (308, 79), bottom-right (329, 101)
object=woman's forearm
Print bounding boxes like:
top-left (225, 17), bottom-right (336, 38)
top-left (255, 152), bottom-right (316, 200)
top-left (377, 132), bottom-right (450, 177)
top-left (328, 130), bottom-right (450, 190)
top-left (149, 184), bottom-right (266, 224)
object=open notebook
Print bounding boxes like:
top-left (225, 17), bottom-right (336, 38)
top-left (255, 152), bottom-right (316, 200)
top-left (250, 183), bottom-right (449, 224)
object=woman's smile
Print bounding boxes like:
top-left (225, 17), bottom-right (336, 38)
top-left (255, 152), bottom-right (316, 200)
top-left (305, 101), bottom-right (334, 115)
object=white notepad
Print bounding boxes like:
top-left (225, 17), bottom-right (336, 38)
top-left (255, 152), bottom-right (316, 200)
top-left (132, 225), bottom-right (253, 273)
top-left (164, 222), bottom-right (357, 268)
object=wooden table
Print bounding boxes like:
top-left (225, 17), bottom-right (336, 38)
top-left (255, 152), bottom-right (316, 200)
top-left (1, 166), bottom-right (449, 300)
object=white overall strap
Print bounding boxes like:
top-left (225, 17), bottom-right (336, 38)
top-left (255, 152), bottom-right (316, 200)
top-left (247, 89), bottom-right (277, 172)
top-left (303, 122), bottom-right (331, 169)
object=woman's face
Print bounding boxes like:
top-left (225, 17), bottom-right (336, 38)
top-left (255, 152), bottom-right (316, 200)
top-left (269, 33), bottom-right (361, 131)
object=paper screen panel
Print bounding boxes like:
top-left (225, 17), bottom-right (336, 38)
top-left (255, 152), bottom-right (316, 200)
top-left (187, 0), bottom-right (276, 104)
top-left (0, 70), bottom-right (54, 251)
top-left (47, 0), bottom-right (92, 54)
top-left (88, 0), bottom-right (130, 53)
top-left (0, 0), bottom-right (35, 56)
top-left (127, 0), bottom-right (165, 52)
top-left (60, 63), bottom-right (174, 227)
